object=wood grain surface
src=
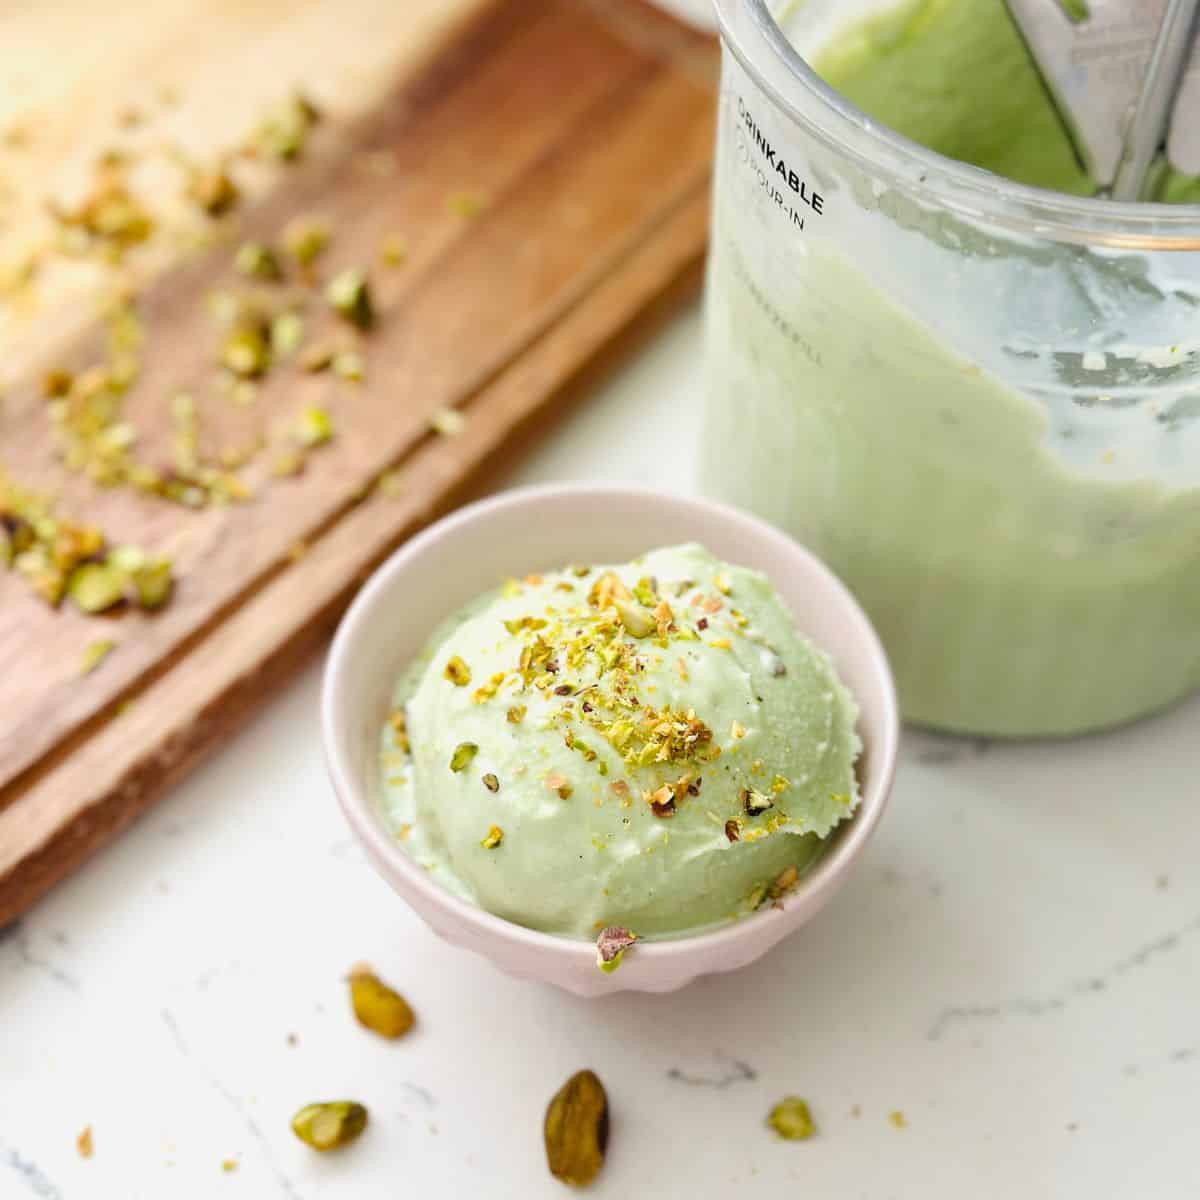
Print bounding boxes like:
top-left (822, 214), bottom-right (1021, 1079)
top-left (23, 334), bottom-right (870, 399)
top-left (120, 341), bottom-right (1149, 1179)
top-left (0, 0), bottom-right (718, 923)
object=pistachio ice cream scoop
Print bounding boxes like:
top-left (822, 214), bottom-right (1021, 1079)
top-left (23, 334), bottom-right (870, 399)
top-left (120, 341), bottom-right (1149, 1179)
top-left (378, 544), bottom-right (861, 939)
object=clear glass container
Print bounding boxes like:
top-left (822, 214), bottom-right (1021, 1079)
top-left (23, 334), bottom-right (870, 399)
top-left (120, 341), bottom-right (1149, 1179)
top-left (701, 0), bottom-right (1200, 738)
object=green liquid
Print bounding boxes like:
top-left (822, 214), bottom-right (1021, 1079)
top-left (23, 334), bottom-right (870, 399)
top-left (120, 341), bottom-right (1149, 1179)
top-left (813, 0), bottom-right (1200, 203)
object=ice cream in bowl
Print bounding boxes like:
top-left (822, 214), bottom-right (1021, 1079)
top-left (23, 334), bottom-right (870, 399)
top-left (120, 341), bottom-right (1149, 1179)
top-left (322, 485), bottom-right (898, 995)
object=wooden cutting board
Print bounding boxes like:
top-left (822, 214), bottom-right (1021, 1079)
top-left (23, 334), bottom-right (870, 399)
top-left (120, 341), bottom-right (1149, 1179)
top-left (0, 0), bottom-right (718, 924)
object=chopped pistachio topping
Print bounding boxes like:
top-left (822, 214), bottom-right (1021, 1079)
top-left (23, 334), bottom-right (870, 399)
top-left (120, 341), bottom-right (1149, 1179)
top-left (741, 787), bottom-right (773, 816)
top-left (767, 1097), bottom-right (816, 1141)
top-left (325, 269), bottom-right (373, 329)
top-left (444, 655), bottom-right (471, 686)
top-left (544, 772), bottom-right (573, 799)
top-left (645, 784), bottom-right (675, 819)
top-left (290, 1101), bottom-right (367, 1152)
top-left (348, 965), bottom-right (415, 1039)
top-left (615, 598), bottom-right (656, 639)
top-left (450, 742), bottom-right (478, 772)
top-left (480, 823), bottom-right (503, 848)
top-left (387, 707), bottom-right (410, 754)
top-left (770, 864), bottom-right (799, 899)
top-left (506, 704), bottom-right (526, 724)
top-left (724, 818), bottom-right (741, 842)
top-left (889, 1110), bottom-right (907, 1129)
top-left (482, 773), bottom-right (500, 794)
top-left (595, 926), bottom-right (637, 972)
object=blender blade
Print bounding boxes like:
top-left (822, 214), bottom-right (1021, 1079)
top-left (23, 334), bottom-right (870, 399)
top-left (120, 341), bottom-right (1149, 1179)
top-left (1006, 0), bottom-right (1200, 195)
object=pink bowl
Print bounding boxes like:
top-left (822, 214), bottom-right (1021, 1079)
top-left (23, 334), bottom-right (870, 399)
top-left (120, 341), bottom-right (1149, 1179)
top-left (322, 485), bottom-right (898, 996)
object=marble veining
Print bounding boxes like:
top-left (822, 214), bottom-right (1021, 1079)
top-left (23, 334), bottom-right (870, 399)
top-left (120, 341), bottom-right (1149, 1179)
top-left (928, 909), bottom-right (1200, 1041)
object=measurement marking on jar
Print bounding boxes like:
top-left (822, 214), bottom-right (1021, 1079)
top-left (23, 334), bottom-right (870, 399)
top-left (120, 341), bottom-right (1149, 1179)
top-left (735, 95), bottom-right (824, 219)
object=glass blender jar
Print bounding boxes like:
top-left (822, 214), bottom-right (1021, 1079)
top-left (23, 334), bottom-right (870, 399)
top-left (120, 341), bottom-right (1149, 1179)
top-left (701, 0), bottom-right (1200, 738)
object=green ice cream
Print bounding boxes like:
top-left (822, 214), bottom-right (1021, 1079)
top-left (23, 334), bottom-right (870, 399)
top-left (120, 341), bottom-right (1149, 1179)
top-left (379, 545), bottom-right (861, 939)
top-left (812, 0), bottom-right (1200, 203)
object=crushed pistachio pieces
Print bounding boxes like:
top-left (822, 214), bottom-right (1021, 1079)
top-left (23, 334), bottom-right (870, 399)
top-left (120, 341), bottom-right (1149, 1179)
top-left (187, 164), bottom-right (239, 216)
top-left (450, 742), bottom-right (478, 772)
top-left (221, 1159), bottom-right (238, 1173)
top-left (544, 1070), bottom-right (608, 1187)
top-left (725, 818), bottom-right (741, 842)
top-left (770, 864), bottom-right (799, 901)
top-left (332, 351), bottom-right (365, 382)
top-left (283, 217), bottom-right (330, 266)
top-left (446, 190), bottom-right (488, 219)
top-left (221, 324), bottom-right (270, 377)
top-left (42, 368), bottom-right (74, 398)
top-left (506, 704), bottom-right (526, 724)
top-left (380, 234), bottom-right (409, 266)
top-left (298, 342), bottom-right (335, 373)
top-left (270, 311), bottom-right (305, 357)
top-left (292, 405), bottom-right (334, 447)
top-left (80, 639), bottom-right (117, 675)
top-left (66, 563), bottom-right (126, 614)
top-left (595, 926), bottom-right (637, 974)
top-left (889, 1110), bottom-right (907, 1129)
top-left (290, 1101), bottom-right (367, 1152)
top-left (443, 655), bottom-right (471, 686)
top-left (375, 469), bottom-right (404, 497)
top-left (254, 91), bottom-right (321, 161)
top-left (234, 241), bottom-right (282, 281)
top-left (741, 787), bottom-right (773, 816)
top-left (388, 707), bottom-right (410, 753)
top-left (325, 269), bottom-right (373, 329)
top-left (428, 406), bottom-right (465, 437)
top-left (482, 774), bottom-right (500, 794)
top-left (348, 964), bottom-right (415, 1039)
top-left (645, 784), bottom-right (675, 819)
top-left (767, 1097), bottom-right (816, 1141)
top-left (480, 823), bottom-right (503, 848)
top-left (544, 772), bottom-right (572, 800)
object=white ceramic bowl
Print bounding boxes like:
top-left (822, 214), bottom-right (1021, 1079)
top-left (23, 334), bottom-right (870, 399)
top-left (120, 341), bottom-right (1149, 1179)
top-left (323, 485), bottom-right (898, 996)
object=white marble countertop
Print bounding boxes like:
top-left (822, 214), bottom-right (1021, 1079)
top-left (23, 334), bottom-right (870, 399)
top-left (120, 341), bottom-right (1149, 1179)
top-left (3, 304), bottom-right (1199, 1200)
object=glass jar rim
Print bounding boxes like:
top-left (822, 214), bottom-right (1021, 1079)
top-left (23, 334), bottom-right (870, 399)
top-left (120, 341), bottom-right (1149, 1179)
top-left (714, 0), bottom-right (1200, 250)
